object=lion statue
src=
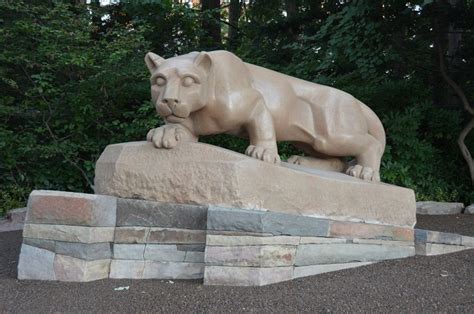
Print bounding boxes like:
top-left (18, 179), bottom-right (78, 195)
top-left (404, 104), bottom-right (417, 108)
top-left (145, 50), bottom-right (386, 181)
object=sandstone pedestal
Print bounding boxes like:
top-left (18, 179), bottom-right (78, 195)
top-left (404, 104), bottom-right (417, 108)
top-left (18, 142), bottom-right (426, 286)
top-left (94, 142), bottom-right (416, 227)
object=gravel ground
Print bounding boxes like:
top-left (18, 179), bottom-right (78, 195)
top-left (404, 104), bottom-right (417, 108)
top-left (0, 229), bottom-right (473, 313)
top-left (416, 214), bottom-right (474, 236)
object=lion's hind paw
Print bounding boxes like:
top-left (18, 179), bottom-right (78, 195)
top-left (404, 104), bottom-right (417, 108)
top-left (346, 165), bottom-right (380, 182)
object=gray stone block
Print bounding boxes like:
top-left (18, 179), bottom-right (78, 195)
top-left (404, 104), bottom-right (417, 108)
top-left (293, 262), bottom-right (373, 279)
top-left (184, 251), bottom-right (204, 263)
top-left (207, 206), bottom-right (265, 233)
top-left (465, 204), bottom-right (474, 214)
top-left (113, 244), bottom-right (146, 260)
top-left (114, 227), bottom-right (150, 243)
top-left (147, 228), bottom-right (206, 244)
top-left (144, 244), bottom-right (186, 262)
top-left (176, 244), bottom-right (206, 252)
top-left (207, 206), bottom-right (330, 236)
top-left (117, 198), bottom-right (207, 229)
top-left (205, 245), bottom-right (296, 267)
top-left (295, 243), bottom-right (415, 266)
top-left (416, 201), bottom-right (464, 215)
top-left (7, 207), bottom-right (27, 223)
top-left (353, 239), bottom-right (414, 246)
top-left (262, 212), bottom-right (330, 237)
top-left (109, 260), bottom-right (145, 279)
top-left (143, 261), bottom-right (204, 279)
top-left (22, 239), bottom-right (112, 260)
top-left (415, 229), bottom-right (462, 245)
top-left (204, 266), bottom-right (293, 286)
top-left (461, 236), bottom-right (474, 247)
top-left (56, 242), bottom-right (112, 260)
top-left (23, 238), bottom-right (56, 252)
top-left (415, 243), bottom-right (471, 256)
top-left (53, 255), bottom-right (110, 282)
top-left (18, 244), bottom-right (56, 280)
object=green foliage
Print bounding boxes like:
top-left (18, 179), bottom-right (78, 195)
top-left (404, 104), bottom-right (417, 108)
top-left (1, 0), bottom-right (473, 216)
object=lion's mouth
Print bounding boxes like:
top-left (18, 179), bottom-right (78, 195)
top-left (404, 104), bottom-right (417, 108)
top-left (165, 114), bottom-right (187, 123)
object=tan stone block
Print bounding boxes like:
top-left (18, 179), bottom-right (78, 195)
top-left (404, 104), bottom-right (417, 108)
top-left (114, 227), bottom-right (150, 243)
top-left (206, 235), bottom-right (300, 246)
top-left (94, 142), bottom-right (416, 227)
top-left (293, 262), bottom-right (373, 279)
top-left (205, 245), bottom-right (296, 267)
top-left (26, 190), bottom-right (116, 226)
top-left (299, 237), bottom-right (346, 244)
top-left (109, 260), bottom-right (144, 279)
top-left (53, 255), bottom-right (110, 282)
top-left (143, 261), bottom-right (204, 279)
top-left (147, 228), bottom-right (206, 244)
top-left (329, 221), bottom-right (414, 241)
top-left (23, 224), bottom-right (114, 243)
top-left (204, 266), bottom-right (293, 286)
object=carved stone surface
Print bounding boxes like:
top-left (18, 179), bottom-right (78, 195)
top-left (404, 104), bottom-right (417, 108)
top-left (144, 50), bottom-right (386, 182)
top-left (95, 142), bottom-right (416, 227)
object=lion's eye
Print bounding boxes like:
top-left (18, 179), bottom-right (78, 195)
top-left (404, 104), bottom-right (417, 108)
top-left (182, 76), bottom-right (195, 87)
top-left (156, 77), bottom-right (166, 86)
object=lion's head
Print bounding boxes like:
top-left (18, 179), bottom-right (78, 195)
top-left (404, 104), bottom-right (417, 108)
top-left (145, 51), bottom-right (212, 124)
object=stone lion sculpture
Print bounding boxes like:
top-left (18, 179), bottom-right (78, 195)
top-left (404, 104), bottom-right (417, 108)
top-left (145, 50), bottom-right (386, 181)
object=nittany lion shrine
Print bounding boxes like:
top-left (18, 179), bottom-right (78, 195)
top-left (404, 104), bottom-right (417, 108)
top-left (17, 50), bottom-right (471, 286)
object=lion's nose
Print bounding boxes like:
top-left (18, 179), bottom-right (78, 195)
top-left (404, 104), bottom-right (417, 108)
top-left (163, 98), bottom-right (179, 110)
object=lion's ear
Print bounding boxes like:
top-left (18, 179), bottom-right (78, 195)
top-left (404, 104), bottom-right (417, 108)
top-left (194, 51), bottom-right (212, 72)
top-left (145, 52), bottom-right (165, 74)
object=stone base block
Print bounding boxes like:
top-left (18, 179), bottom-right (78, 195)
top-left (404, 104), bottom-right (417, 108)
top-left (204, 266), bottom-right (293, 286)
top-left (94, 142), bottom-right (416, 227)
top-left (18, 190), bottom-right (435, 286)
top-left (414, 229), bottom-right (474, 256)
top-left (293, 262), bottom-right (373, 279)
top-left (415, 243), bottom-right (470, 256)
top-left (18, 245), bottom-right (56, 280)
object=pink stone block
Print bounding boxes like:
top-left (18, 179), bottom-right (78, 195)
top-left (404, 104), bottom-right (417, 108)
top-left (329, 221), bottom-right (414, 242)
top-left (26, 190), bottom-right (116, 226)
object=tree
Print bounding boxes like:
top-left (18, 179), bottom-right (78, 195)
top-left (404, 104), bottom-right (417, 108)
top-left (201, 0), bottom-right (221, 49)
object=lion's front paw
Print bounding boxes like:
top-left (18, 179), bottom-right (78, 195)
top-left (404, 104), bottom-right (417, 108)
top-left (146, 125), bottom-right (194, 149)
top-left (245, 145), bottom-right (281, 164)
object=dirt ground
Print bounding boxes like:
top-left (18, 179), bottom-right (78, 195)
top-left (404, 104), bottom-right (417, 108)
top-left (0, 214), bottom-right (473, 313)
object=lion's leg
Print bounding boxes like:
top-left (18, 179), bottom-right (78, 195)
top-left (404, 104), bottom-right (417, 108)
top-left (244, 97), bottom-right (280, 163)
top-left (310, 134), bottom-right (384, 181)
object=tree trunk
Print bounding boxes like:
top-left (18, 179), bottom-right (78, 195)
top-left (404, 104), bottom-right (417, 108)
top-left (201, 0), bottom-right (221, 49)
top-left (434, 0), bottom-right (474, 185)
top-left (228, 0), bottom-right (241, 50)
top-left (285, 0), bottom-right (299, 39)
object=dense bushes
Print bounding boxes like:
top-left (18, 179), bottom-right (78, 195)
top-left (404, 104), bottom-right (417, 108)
top-left (0, 1), bottom-right (472, 216)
